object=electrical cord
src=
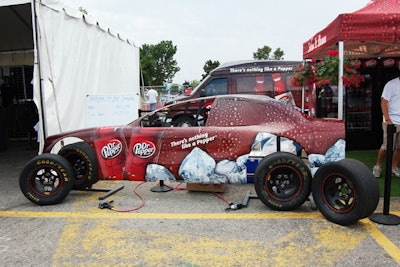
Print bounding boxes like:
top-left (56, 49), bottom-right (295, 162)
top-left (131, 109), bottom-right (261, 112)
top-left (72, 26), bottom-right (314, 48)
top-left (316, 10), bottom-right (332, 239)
top-left (164, 182), bottom-right (186, 191)
top-left (212, 192), bottom-right (244, 210)
top-left (98, 181), bottom-right (243, 212)
top-left (162, 182), bottom-right (243, 210)
top-left (212, 192), bottom-right (230, 204)
top-left (98, 181), bottom-right (146, 212)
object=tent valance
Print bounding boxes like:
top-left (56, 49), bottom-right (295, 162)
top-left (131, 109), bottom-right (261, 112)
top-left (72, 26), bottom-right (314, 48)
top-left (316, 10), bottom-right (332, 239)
top-left (303, 0), bottom-right (400, 59)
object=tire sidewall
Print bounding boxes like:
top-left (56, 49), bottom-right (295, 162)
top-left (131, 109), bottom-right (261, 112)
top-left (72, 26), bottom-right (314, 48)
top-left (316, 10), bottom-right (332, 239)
top-left (312, 159), bottom-right (379, 225)
top-left (19, 154), bottom-right (75, 205)
top-left (254, 152), bottom-right (311, 211)
top-left (58, 142), bottom-right (99, 189)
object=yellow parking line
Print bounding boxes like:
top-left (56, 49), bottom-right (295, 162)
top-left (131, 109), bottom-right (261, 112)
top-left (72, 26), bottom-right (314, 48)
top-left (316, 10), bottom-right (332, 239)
top-left (2, 210), bottom-right (400, 265)
top-left (1, 210), bottom-right (399, 220)
top-left (0, 210), bottom-right (321, 219)
top-left (362, 219), bottom-right (400, 265)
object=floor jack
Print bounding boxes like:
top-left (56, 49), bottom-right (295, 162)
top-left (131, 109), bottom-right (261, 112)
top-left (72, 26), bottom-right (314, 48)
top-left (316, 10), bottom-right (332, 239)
top-left (228, 190), bottom-right (317, 211)
top-left (81, 184), bottom-right (125, 200)
top-left (241, 190), bottom-right (259, 208)
top-left (226, 190), bottom-right (258, 210)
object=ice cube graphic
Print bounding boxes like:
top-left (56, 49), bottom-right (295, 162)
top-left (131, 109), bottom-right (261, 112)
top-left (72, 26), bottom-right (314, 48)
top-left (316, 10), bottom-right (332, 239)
top-left (179, 147), bottom-right (249, 184)
top-left (251, 132), bottom-right (297, 155)
top-left (325, 138), bottom-right (345, 162)
top-left (308, 139), bottom-right (345, 175)
top-left (179, 147), bottom-right (218, 183)
top-left (145, 164), bottom-right (176, 182)
top-left (236, 154), bottom-right (248, 172)
top-left (215, 159), bottom-right (247, 184)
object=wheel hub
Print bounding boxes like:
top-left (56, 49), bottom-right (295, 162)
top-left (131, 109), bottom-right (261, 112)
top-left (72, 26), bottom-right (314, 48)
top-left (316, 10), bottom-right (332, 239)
top-left (269, 172), bottom-right (297, 197)
top-left (34, 168), bottom-right (60, 193)
top-left (325, 177), bottom-right (354, 211)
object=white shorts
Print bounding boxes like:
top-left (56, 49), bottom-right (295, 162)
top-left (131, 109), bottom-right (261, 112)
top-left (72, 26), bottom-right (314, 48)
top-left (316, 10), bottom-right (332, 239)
top-left (380, 122), bottom-right (400, 150)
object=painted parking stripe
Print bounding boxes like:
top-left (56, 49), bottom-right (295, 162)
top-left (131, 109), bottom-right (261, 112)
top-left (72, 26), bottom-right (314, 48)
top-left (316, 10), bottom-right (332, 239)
top-left (52, 217), bottom-right (368, 266)
top-left (1, 210), bottom-right (400, 265)
top-left (0, 210), bottom-right (327, 219)
top-left (1, 210), bottom-right (399, 219)
top-left (362, 219), bottom-right (400, 264)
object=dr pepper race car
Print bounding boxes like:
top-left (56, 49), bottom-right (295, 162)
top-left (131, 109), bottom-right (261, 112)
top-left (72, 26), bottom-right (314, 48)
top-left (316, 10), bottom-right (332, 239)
top-left (19, 94), bottom-right (379, 226)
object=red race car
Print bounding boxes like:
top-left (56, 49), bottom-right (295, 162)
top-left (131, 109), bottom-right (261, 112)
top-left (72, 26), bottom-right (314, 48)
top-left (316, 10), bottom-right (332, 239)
top-left (19, 94), bottom-right (379, 225)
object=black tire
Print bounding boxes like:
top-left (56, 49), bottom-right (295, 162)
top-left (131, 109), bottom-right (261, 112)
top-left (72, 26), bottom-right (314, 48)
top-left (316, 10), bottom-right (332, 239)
top-left (312, 158), bottom-right (379, 226)
top-left (19, 154), bottom-right (75, 205)
top-left (254, 152), bottom-right (312, 211)
top-left (58, 142), bottom-right (99, 190)
top-left (172, 116), bottom-right (196, 127)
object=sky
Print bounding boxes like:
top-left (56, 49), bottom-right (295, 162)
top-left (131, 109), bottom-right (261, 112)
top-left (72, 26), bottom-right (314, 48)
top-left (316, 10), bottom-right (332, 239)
top-left (62, 0), bottom-right (369, 84)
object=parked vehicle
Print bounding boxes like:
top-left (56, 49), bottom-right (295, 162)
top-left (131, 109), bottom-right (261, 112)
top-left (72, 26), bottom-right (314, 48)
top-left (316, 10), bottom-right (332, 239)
top-left (19, 94), bottom-right (378, 226)
top-left (164, 60), bottom-right (308, 126)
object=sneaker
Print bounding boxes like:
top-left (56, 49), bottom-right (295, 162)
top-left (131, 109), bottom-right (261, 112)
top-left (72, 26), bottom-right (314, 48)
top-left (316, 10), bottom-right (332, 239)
top-left (392, 167), bottom-right (400, 177)
top-left (372, 165), bottom-right (381, 178)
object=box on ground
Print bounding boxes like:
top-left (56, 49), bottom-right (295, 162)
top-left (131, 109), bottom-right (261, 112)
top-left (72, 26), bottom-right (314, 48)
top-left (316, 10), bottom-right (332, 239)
top-left (186, 183), bottom-right (225, 192)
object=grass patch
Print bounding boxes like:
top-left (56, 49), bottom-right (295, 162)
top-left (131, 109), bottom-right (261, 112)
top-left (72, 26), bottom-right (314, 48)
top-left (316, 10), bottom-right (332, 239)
top-left (346, 150), bottom-right (400, 197)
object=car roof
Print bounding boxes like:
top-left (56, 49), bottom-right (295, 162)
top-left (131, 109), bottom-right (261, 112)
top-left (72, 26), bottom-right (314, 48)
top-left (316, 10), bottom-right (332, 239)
top-left (211, 60), bottom-right (301, 75)
top-left (163, 94), bottom-right (276, 109)
top-left (215, 94), bottom-right (275, 102)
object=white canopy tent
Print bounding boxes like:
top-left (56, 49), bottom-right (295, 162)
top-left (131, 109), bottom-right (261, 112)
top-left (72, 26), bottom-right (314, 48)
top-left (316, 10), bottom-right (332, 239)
top-left (0, 0), bottom-right (140, 152)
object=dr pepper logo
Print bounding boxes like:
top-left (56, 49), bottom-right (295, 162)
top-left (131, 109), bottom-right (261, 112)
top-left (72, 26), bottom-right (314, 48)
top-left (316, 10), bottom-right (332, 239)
top-left (101, 140), bottom-right (123, 159)
top-left (133, 141), bottom-right (156, 158)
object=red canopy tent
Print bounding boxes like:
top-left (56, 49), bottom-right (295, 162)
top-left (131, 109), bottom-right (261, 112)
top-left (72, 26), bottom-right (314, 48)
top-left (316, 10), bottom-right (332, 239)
top-left (302, 0), bottom-right (400, 120)
top-left (303, 0), bottom-right (400, 60)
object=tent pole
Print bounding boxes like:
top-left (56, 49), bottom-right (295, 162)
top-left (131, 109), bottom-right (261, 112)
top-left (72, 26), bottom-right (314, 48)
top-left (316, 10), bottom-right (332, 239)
top-left (338, 41), bottom-right (344, 120)
top-left (31, 0), bottom-right (47, 151)
top-left (301, 59), bottom-right (306, 113)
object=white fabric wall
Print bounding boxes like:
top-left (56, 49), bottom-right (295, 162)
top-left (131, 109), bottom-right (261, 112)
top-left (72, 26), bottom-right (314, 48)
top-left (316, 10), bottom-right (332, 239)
top-left (33, 0), bottom-right (139, 147)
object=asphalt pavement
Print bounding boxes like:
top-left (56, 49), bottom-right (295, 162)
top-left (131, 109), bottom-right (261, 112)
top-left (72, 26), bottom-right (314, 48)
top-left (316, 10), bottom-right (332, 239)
top-left (1, 141), bottom-right (400, 267)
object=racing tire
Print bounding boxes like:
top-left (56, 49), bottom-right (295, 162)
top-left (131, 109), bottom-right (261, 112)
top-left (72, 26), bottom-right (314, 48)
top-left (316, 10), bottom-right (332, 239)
top-left (19, 153), bottom-right (75, 205)
top-left (172, 116), bottom-right (196, 127)
top-left (312, 158), bottom-right (379, 226)
top-left (58, 142), bottom-right (99, 190)
top-left (254, 152), bottom-right (312, 211)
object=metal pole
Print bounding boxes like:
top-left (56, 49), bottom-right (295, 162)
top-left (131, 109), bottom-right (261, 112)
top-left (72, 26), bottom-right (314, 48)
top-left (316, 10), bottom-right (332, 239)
top-left (31, 0), bottom-right (47, 142)
top-left (369, 123), bottom-right (400, 225)
top-left (338, 41), bottom-right (344, 120)
top-left (383, 124), bottom-right (395, 215)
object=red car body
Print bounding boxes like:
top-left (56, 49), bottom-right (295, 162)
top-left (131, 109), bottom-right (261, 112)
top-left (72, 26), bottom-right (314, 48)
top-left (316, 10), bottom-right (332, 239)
top-left (22, 94), bottom-right (381, 226)
top-left (43, 95), bottom-right (345, 182)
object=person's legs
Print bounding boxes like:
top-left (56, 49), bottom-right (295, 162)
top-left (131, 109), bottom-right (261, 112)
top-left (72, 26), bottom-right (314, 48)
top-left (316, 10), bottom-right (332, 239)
top-left (375, 124), bottom-right (400, 177)
top-left (373, 148), bottom-right (386, 177)
top-left (392, 127), bottom-right (400, 177)
top-left (376, 148), bottom-right (387, 167)
top-left (392, 149), bottom-right (400, 176)
top-left (373, 122), bottom-right (387, 177)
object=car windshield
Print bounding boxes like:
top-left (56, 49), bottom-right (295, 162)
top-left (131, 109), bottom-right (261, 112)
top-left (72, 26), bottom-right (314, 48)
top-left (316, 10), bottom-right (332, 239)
top-left (139, 98), bottom-right (213, 128)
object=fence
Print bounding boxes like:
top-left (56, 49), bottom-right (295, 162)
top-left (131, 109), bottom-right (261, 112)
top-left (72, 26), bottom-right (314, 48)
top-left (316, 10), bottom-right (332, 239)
top-left (140, 85), bottom-right (183, 110)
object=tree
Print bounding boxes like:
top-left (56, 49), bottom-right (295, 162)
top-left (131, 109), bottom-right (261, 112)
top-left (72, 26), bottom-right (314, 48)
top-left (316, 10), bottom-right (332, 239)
top-left (201, 60), bottom-right (220, 80)
top-left (140, 40), bottom-right (180, 86)
top-left (253, 45), bottom-right (285, 60)
top-left (79, 7), bottom-right (88, 14)
top-left (271, 48), bottom-right (285, 60)
top-left (183, 80), bottom-right (200, 88)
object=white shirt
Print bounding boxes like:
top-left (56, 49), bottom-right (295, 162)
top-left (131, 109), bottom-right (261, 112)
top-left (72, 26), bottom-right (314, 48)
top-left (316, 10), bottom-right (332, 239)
top-left (382, 77), bottom-right (400, 124)
top-left (146, 89), bottom-right (158, 103)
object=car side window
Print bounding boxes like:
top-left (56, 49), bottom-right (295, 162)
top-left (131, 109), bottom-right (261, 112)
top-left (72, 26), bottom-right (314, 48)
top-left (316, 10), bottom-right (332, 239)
top-left (236, 75), bottom-right (274, 97)
top-left (140, 111), bottom-right (168, 127)
top-left (203, 78), bottom-right (228, 96)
